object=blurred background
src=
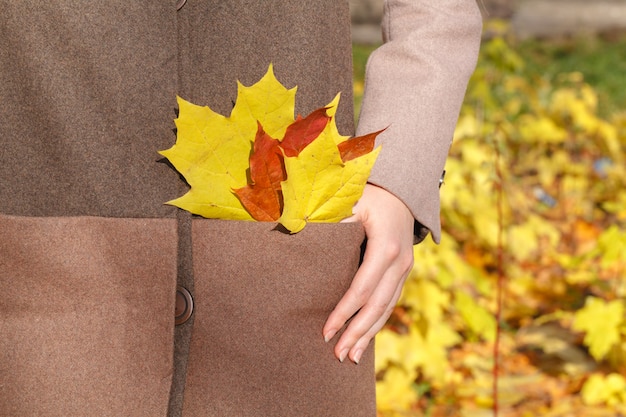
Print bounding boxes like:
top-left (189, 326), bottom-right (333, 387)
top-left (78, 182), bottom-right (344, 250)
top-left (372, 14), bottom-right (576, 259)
top-left (350, 1), bottom-right (626, 416)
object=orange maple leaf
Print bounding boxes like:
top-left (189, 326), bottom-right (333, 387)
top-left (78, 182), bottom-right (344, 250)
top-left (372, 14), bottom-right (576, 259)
top-left (280, 107), bottom-right (331, 157)
top-left (233, 123), bottom-right (285, 221)
top-left (338, 128), bottom-right (385, 162)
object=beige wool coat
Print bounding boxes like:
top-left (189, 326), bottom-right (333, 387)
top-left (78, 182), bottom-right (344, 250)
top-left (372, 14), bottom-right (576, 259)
top-left (0, 1), bottom-right (482, 416)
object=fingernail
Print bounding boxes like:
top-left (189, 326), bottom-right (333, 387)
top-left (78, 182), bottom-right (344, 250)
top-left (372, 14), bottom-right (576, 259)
top-left (324, 329), bottom-right (337, 343)
top-left (352, 349), bottom-right (363, 365)
top-left (339, 349), bottom-right (349, 363)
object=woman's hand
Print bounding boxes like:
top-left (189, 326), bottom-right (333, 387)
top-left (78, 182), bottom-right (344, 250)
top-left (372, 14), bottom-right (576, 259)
top-left (323, 183), bottom-right (416, 364)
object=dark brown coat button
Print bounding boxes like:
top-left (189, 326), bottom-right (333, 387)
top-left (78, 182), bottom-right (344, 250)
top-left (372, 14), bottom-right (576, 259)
top-left (175, 286), bottom-right (194, 325)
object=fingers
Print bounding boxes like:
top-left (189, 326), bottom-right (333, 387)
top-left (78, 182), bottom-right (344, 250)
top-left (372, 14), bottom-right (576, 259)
top-left (323, 184), bottom-right (415, 363)
top-left (346, 281), bottom-right (405, 364)
top-left (328, 240), bottom-right (412, 363)
top-left (338, 269), bottom-right (407, 364)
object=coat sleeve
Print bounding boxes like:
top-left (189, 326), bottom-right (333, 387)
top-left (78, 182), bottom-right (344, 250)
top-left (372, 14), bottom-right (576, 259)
top-left (356, 0), bottom-right (483, 243)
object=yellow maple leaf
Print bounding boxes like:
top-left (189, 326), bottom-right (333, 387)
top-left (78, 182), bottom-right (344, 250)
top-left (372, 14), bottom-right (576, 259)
top-left (582, 373), bottom-right (626, 406)
top-left (454, 290), bottom-right (496, 342)
top-left (400, 277), bottom-right (449, 324)
top-left (159, 65), bottom-right (296, 220)
top-left (573, 296), bottom-right (624, 361)
top-left (159, 96), bottom-right (253, 220)
top-left (376, 365), bottom-right (419, 411)
top-left (279, 117), bottom-right (381, 232)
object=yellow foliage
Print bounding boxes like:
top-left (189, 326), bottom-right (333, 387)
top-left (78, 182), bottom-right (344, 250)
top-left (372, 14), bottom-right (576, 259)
top-left (582, 373), bottom-right (626, 406)
top-left (573, 297), bottom-right (624, 361)
top-left (417, 322), bottom-right (461, 384)
top-left (507, 214), bottom-right (560, 261)
top-left (453, 113), bottom-right (481, 140)
top-left (400, 275), bottom-right (449, 323)
top-left (454, 290), bottom-right (496, 342)
top-left (374, 33), bottom-right (626, 415)
top-left (376, 365), bottom-right (419, 411)
top-left (597, 225), bottom-right (626, 268)
top-left (518, 114), bottom-right (568, 144)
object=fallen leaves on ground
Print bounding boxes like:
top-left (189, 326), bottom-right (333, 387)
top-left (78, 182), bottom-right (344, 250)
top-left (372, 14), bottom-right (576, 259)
top-left (374, 25), bottom-right (626, 417)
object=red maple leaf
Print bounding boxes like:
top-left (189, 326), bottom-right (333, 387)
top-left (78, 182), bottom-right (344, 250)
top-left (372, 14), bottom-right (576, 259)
top-left (233, 122), bottom-right (285, 221)
top-left (280, 107), bottom-right (331, 157)
top-left (337, 128), bottom-right (385, 162)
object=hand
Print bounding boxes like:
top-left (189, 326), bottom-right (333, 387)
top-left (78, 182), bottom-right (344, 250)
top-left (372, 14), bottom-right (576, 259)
top-left (323, 183), bottom-right (416, 364)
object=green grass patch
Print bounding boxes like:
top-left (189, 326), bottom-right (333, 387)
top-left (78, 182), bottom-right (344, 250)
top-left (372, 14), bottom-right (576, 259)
top-left (516, 32), bottom-right (626, 116)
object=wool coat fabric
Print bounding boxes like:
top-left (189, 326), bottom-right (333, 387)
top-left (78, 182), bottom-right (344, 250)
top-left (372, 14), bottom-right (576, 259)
top-left (0, 0), bottom-right (482, 416)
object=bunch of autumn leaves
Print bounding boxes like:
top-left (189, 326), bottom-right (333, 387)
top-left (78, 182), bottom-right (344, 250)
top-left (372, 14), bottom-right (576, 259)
top-left (160, 66), bottom-right (382, 233)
